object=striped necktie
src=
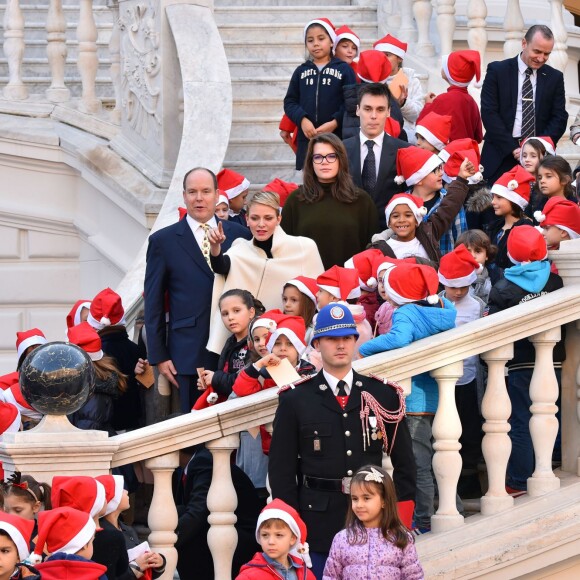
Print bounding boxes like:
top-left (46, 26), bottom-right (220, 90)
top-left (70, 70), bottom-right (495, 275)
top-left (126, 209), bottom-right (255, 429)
top-left (362, 140), bottom-right (377, 193)
top-left (520, 67), bottom-right (535, 139)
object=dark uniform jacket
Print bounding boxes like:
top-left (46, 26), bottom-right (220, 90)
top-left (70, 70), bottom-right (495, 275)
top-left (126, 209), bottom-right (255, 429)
top-left (268, 370), bottom-right (416, 553)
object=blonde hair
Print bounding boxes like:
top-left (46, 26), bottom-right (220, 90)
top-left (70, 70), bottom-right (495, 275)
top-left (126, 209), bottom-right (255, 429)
top-left (247, 190), bottom-right (281, 215)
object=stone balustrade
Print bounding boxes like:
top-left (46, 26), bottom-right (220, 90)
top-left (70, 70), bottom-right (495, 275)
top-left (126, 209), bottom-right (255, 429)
top-left (2, 242), bottom-right (580, 579)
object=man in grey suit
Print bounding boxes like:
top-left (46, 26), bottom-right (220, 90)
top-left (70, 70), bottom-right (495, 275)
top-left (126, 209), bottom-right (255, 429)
top-left (343, 83), bottom-right (410, 229)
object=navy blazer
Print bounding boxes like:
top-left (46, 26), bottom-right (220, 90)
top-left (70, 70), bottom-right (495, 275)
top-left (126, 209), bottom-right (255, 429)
top-left (344, 131), bottom-right (410, 229)
top-left (144, 216), bottom-right (251, 375)
top-left (481, 56), bottom-right (567, 183)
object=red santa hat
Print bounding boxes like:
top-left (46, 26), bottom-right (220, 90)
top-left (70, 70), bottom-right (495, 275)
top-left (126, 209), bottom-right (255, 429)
top-left (16, 328), bottom-right (47, 364)
top-left (32, 507), bottom-right (96, 563)
top-left (0, 402), bottom-right (21, 435)
top-left (439, 137), bottom-right (480, 163)
top-left (256, 498), bottom-right (311, 567)
top-left (263, 178), bottom-right (298, 208)
top-left (303, 18), bottom-right (336, 44)
top-left (334, 25), bottom-right (360, 53)
top-left (178, 206), bottom-right (187, 220)
top-left (507, 225), bottom-right (548, 264)
top-left (67, 322), bottom-right (104, 362)
top-left (438, 244), bottom-right (483, 287)
top-left (1, 381), bottom-right (43, 421)
top-left (52, 476), bottom-right (107, 519)
top-left (535, 197), bottom-right (580, 240)
top-left (66, 300), bottom-right (92, 329)
top-left (249, 309), bottom-right (286, 337)
top-left (491, 165), bottom-right (535, 210)
top-left (442, 49), bottom-right (481, 87)
top-left (394, 146), bottom-right (443, 187)
top-left (443, 149), bottom-right (484, 185)
top-left (373, 33), bottom-right (407, 59)
top-left (285, 276), bottom-right (318, 305)
top-left (344, 249), bottom-right (385, 291)
top-left (384, 263), bottom-right (440, 305)
top-left (0, 371), bottom-right (19, 391)
top-left (0, 512), bottom-right (34, 561)
top-left (217, 169), bottom-right (250, 201)
top-left (384, 117), bottom-right (401, 139)
top-left (357, 50), bottom-right (392, 84)
top-left (385, 193), bottom-right (427, 226)
top-left (371, 254), bottom-right (400, 282)
top-left (519, 136), bottom-right (556, 165)
top-left (95, 474), bottom-right (125, 516)
top-left (316, 266), bottom-right (361, 301)
top-left (416, 112), bottom-right (452, 151)
top-left (217, 194), bottom-right (230, 207)
top-left (266, 315), bottom-right (307, 357)
top-left (88, 288), bottom-right (125, 330)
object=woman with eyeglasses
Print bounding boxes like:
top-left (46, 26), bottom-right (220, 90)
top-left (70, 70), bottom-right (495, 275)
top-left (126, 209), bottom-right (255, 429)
top-left (205, 190), bottom-right (324, 354)
top-left (281, 133), bottom-right (379, 268)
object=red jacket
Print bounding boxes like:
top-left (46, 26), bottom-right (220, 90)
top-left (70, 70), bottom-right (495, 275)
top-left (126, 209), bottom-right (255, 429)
top-left (237, 552), bottom-right (315, 580)
top-left (36, 554), bottom-right (108, 580)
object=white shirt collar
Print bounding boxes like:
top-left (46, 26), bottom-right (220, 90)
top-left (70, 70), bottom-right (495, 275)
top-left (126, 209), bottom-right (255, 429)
top-left (518, 54), bottom-right (535, 75)
top-left (186, 214), bottom-right (218, 231)
top-left (322, 369), bottom-right (354, 396)
top-left (359, 130), bottom-right (385, 148)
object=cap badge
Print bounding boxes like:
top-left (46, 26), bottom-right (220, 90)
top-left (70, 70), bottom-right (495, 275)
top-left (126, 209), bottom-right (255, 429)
top-left (330, 306), bottom-right (345, 320)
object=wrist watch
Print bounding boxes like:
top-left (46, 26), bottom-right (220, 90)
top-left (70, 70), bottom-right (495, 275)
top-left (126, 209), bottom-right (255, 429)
top-left (129, 561), bottom-right (143, 574)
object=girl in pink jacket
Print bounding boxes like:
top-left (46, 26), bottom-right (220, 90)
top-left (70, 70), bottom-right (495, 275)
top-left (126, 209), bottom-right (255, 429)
top-left (323, 466), bottom-right (424, 579)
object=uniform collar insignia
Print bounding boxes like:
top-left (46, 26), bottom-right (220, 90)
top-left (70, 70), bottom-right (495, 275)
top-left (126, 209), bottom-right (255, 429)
top-left (319, 384), bottom-right (328, 391)
top-left (355, 380), bottom-right (363, 387)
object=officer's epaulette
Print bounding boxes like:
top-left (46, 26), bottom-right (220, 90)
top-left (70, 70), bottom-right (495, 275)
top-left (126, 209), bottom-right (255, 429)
top-left (277, 374), bottom-right (313, 395)
top-left (369, 374), bottom-right (405, 396)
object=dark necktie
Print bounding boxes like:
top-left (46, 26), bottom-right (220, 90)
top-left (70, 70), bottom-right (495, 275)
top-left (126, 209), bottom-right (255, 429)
top-left (521, 67), bottom-right (535, 139)
top-left (362, 140), bottom-right (376, 193)
top-left (337, 380), bottom-right (348, 397)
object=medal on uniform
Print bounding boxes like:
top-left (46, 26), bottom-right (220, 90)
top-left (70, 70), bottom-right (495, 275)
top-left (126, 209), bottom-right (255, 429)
top-left (369, 416), bottom-right (378, 440)
top-left (313, 437), bottom-right (321, 452)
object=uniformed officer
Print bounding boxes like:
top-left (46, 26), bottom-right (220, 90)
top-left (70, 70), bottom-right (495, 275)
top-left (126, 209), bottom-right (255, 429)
top-left (268, 303), bottom-right (416, 579)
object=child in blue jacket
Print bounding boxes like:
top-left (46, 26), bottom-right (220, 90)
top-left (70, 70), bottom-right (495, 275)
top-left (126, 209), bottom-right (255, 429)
top-left (359, 262), bottom-right (456, 532)
top-left (284, 17), bottom-right (356, 170)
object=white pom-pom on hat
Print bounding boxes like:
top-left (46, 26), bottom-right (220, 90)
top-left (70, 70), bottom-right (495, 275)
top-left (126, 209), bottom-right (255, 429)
top-left (534, 211), bottom-right (546, 223)
top-left (470, 171), bottom-right (483, 184)
top-left (100, 317), bottom-right (111, 326)
top-left (418, 206), bottom-right (428, 217)
top-left (207, 393), bottom-right (219, 405)
top-left (394, 175), bottom-right (405, 185)
top-left (507, 179), bottom-right (519, 191)
top-left (366, 277), bottom-right (377, 288)
top-left (427, 294), bottom-right (439, 305)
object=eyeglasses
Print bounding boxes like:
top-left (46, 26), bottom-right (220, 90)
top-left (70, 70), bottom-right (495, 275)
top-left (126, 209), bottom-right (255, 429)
top-left (431, 165), bottom-right (443, 174)
top-left (312, 153), bottom-right (338, 164)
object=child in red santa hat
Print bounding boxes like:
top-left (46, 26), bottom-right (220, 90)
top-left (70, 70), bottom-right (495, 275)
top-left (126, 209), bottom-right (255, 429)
top-left (417, 49), bottom-right (483, 143)
top-left (0, 512), bottom-right (40, 579)
top-left (536, 197), bottom-right (580, 250)
top-left (217, 169), bottom-right (251, 227)
top-left (237, 498), bottom-right (315, 579)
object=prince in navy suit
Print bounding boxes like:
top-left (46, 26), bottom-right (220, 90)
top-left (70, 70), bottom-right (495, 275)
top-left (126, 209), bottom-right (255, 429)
top-left (144, 168), bottom-right (251, 411)
top-left (480, 25), bottom-right (567, 184)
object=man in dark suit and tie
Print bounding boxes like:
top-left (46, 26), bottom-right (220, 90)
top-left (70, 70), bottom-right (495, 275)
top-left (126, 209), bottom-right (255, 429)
top-left (144, 167), bottom-right (251, 412)
top-left (343, 83), bottom-right (410, 229)
top-left (481, 25), bottom-right (568, 185)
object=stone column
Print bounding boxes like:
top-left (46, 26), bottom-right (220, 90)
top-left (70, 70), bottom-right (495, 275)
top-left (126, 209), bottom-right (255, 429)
top-left (77, 0), bottom-right (102, 113)
top-left (548, 0), bottom-right (568, 73)
top-left (527, 328), bottom-right (561, 496)
top-left (480, 344), bottom-right (514, 515)
top-left (46, 0), bottom-right (70, 102)
top-left (108, 0), bottom-right (122, 124)
top-left (413, 0), bottom-right (435, 57)
top-left (206, 434), bottom-right (239, 580)
top-left (467, 0), bottom-right (488, 68)
top-left (145, 452), bottom-right (180, 580)
top-left (436, 0), bottom-right (456, 57)
top-left (3, 0), bottom-right (28, 100)
top-left (430, 361), bottom-right (464, 532)
top-left (503, 0), bottom-right (525, 58)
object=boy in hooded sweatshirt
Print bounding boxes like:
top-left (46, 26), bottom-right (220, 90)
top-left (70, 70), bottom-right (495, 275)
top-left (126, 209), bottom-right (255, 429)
top-left (359, 262), bottom-right (456, 532)
top-left (32, 507), bottom-right (108, 579)
top-left (486, 225), bottom-right (564, 494)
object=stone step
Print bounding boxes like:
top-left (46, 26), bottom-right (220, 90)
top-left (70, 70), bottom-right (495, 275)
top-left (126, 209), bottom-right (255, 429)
top-left (227, 58), bottom-right (302, 78)
top-left (223, 158), bottom-right (298, 184)
top-left (215, 0), bottom-right (352, 6)
top-left (214, 5), bottom-right (377, 25)
top-left (233, 97), bottom-right (284, 118)
top-left (232, 76), bottom-right (290, 99)
top-left (231, 116), bottom-right (282, 139)
top-left (225, 137), bottom-right (291, 161)
top-left (217, 22), bottom-right (378, 43)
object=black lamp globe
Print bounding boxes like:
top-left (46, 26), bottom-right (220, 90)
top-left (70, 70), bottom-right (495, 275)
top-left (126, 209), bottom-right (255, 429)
top-left (20, 342), bottom-right (95, 415)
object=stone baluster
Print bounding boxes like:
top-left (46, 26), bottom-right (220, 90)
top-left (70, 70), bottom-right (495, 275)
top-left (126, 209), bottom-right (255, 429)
top-left (397, 0), bottom-right (416, 43)
top-left (206, 435), bottom-right (240, 580)
top-left (480, 344), bottom-right (514, 515)
top-left (108, 0), bottom-right (122, 123)
top-left (527, 328), bottom-right (561, 496)
top-left (45, 0), bottom-right (70, 102)
top-left (3, 0), bottom-right (28, 100)
top-left (548, 0), bottom-right (568, 73)
top-left (467, 0), bottom-right (488, 67)
top-left (436, 0), bottom-right (456, 57)
top-left (503, 0), bottom-right (525, 58)
top-left (145, 452), bottom-right (180, 580)
top-left (430, 362), bottom-right (464, 532)
top-left (77, 0), bottom-right (101, 113)
top-left (413, 0), bottom-right (435, 57)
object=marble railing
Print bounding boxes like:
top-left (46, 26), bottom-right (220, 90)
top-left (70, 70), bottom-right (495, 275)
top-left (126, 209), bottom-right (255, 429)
top-left (2, 241), bottom-right (580, 579)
